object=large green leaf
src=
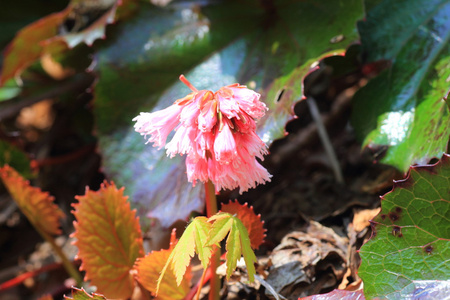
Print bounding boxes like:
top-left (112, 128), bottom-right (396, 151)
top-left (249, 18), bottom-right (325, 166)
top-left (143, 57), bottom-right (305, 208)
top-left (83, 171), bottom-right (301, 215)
top-left (352, 0), bottom-right (450, 172)
top-left (359, 154), bottom-right (450, 299)
top-left (93, 0), bottom-right (363, 227)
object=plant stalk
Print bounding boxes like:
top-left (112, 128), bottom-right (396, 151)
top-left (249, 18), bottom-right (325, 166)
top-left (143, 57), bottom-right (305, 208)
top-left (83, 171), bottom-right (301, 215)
top-left (204, 181), bottom-right (220, 300)
top-left (306, 97), bottom-right (344, 184)
top-left (35, 226), bottom-right (83, 286)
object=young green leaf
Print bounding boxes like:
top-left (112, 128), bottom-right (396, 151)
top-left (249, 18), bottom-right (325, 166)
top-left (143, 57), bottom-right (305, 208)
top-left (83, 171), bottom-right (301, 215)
top-left (0, 165), bottom-right (64, 235)
top-left (72, 181), bottom-right (144, 299)
top-left (135, 229), bottom-right (191, 300)
top-left (359, 154), bottom-right (450, 299)
top-left (221, 200), bottom-right (266, 249)
top-left (208, 213), bottom-right (257, 281)
top-left (157, 216), bottom-right (212, 292)
top-left (64, 287), bottom-right (107, 300)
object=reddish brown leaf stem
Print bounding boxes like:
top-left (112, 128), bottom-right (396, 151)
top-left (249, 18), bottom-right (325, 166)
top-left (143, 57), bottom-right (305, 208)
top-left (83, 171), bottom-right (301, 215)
top-left (184, 267), bottom-right (212, 300)
top-left (204, 180), bottom-right (220, 300)
top-left (30, 144), bottom-right (95, 170)
top-left (0, 262), bottom-right (61, 291)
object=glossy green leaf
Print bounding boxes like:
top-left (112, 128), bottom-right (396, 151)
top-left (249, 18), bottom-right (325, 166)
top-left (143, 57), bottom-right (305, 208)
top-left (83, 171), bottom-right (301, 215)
top-left (359, 154), bottom-right (450, 299)
top-left (352, 0), bottom-right (450, 172)
top-left (94, 0), bottom-right (363, 227)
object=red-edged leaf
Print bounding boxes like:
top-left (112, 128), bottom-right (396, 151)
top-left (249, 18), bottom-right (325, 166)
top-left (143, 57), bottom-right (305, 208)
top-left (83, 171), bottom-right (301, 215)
top-left (207, 213), bottom-right (257, 281)
top-left (0, 0), bottom-right (136, 85)
top-left (0, 9), bottom-right (70, 85)
top-left (135, 229), bottom-right (191, 300)
top-left (0, 165), bottom-right (64, 235)
top-left (157, 216), bottom-right (212, 292)
top-left (72, 181), bottom-right (144, 299)
top-left (221, 200), bottom-right (266, 249)
top-left (64, 287), bottom-right (107, 300)
top-left (359, 153), bottom-right (450, 299)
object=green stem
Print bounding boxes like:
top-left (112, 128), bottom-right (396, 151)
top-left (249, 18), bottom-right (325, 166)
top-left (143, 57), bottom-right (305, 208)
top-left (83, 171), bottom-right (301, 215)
top-left (205, 181), bottom-right (220, 300)
top-left (35, 226), bottom-right (83, 286)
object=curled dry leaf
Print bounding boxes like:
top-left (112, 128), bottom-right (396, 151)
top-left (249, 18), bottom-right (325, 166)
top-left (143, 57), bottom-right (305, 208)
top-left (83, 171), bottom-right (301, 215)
top-left (72, 181), bottom-right (144, 299)
top-left (265, 220), bottom-right (348, 299)
top-left (0, 165), bottom-right (64, 235)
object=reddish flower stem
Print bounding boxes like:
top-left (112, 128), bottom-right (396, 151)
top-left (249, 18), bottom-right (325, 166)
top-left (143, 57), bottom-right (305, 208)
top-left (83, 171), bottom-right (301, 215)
top-left (205, 181), bottom-right (221, 300)
top-left (184, 267), bottom-right (212, 300)
top-left (0, 262), bottom-right (62, 291)
top-left (179, 74), bottom-right (198, 92)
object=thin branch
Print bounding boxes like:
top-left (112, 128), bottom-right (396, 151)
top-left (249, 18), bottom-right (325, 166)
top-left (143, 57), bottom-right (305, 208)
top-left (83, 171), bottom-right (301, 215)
top-left (0, 73), bottom-right (95, 121)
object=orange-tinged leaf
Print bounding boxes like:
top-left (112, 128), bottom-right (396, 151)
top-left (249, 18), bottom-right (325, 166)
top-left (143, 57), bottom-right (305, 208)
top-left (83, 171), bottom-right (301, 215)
top-left (221, 200), bottom-right (266, 249)
top-left (72, 181), bottom-right (144, 299)
top-left (0, 165), bottom-right (64, 235)
top-left (157, 217), bottom-right (212, 293)
top-left (64, 287), bottom-right (107, 300)
top-left (135, 229), bottom-right (191, 300)
top-left (207, 213), bottom-right (257, 281)
top-left (0, 9), bottom-right (70, 85)
top-left (0, 0), bottom-right (137, 85)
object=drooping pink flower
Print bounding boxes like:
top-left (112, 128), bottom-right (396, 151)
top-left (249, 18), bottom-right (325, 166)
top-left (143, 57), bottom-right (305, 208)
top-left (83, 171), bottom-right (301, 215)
top-left (133, 75), bottom-right (271, 193)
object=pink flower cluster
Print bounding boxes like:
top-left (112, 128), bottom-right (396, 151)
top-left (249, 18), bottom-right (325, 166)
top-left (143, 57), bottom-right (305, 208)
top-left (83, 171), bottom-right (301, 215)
top-left (133, 75), bottom-right (271, 193)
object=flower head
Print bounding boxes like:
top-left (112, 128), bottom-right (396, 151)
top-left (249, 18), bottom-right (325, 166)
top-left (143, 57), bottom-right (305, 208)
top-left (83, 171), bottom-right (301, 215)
top-left (133, 75), bottom-right (271, 193)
